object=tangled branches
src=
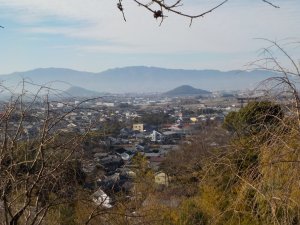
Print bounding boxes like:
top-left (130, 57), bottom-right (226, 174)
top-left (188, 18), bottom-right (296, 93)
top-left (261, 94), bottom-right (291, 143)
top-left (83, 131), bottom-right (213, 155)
top-left (117, 0), bottom-right (280, 26)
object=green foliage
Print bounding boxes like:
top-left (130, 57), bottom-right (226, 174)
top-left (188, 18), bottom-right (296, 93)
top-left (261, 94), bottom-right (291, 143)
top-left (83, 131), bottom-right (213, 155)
top-left (198, 108), bottom-right (222, 115)
top-left (223, 101), bottom-right (283, 135)
top-left (223, 111), bottom-right (239, 132)
top-left (134, 112), bottom-right (175, 126)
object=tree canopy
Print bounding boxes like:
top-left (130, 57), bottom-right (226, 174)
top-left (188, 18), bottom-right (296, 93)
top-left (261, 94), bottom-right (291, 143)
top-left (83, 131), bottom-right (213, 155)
top-left (223, 101), bottom-right (284, 135)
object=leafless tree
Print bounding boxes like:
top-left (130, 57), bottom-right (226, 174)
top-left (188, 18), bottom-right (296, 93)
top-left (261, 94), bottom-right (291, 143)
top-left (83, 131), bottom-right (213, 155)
top-left (0, 82), bottom-right (99, 225)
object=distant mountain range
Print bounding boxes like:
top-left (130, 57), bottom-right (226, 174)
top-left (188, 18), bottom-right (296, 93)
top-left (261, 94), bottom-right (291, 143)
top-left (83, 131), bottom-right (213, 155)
top-left (0, 66), bottom-right (277, 94)
top-left (63, 86), bottom-right (107, 98)
top-left (163, 85), bottom-right (211, 97)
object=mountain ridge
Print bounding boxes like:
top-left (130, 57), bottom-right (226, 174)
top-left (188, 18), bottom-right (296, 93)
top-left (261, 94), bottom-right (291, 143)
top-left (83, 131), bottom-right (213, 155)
top-left (63, 86), bottom-right (108, 97)
top-left (0, 66), bottom-right (276, 93)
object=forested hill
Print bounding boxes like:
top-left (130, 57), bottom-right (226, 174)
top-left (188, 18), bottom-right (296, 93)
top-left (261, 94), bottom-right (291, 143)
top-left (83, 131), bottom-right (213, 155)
top-left (163, 85), bottom-right (211, 96)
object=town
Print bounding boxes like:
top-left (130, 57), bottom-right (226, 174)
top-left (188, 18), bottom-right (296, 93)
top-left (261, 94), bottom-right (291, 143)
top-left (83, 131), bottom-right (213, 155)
top-left (0, 1), bottom-right (298, 224)
top-left (0, 89), bottom-right (259, 209)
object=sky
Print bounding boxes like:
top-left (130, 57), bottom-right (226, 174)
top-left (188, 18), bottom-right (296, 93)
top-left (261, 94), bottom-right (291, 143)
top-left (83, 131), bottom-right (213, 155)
top-left (0, 0), bottom-right (299, 74)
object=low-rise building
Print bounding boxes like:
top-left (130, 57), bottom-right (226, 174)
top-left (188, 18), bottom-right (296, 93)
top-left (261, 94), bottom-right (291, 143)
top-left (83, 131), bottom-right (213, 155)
top-left (132, 123), bottom-right (144, 132)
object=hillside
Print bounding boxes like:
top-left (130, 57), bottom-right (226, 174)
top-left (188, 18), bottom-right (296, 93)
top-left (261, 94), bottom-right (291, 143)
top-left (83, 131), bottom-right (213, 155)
top-left (163, 85), bottom-right (211, 97)
top-left (64, 86), bottom-right (107, 97)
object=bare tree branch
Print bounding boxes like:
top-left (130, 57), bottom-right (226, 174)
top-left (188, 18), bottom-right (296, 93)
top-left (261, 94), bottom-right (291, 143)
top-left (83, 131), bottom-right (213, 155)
top-left (116, 0), bottom-right (280, 26)
top-left (262, 0), bottom-right (280, 8)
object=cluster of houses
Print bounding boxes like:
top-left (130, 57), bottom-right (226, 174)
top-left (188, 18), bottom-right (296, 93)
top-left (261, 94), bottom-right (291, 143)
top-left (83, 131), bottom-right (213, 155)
top-left (82, 125), bottom-right (181, 208)
top-left (0, 94), bottom-right (240, 208)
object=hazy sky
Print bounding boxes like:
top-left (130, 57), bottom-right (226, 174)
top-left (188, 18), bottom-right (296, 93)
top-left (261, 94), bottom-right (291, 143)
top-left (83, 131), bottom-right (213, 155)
top-left (0, 0), bottom-right (299, 74)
